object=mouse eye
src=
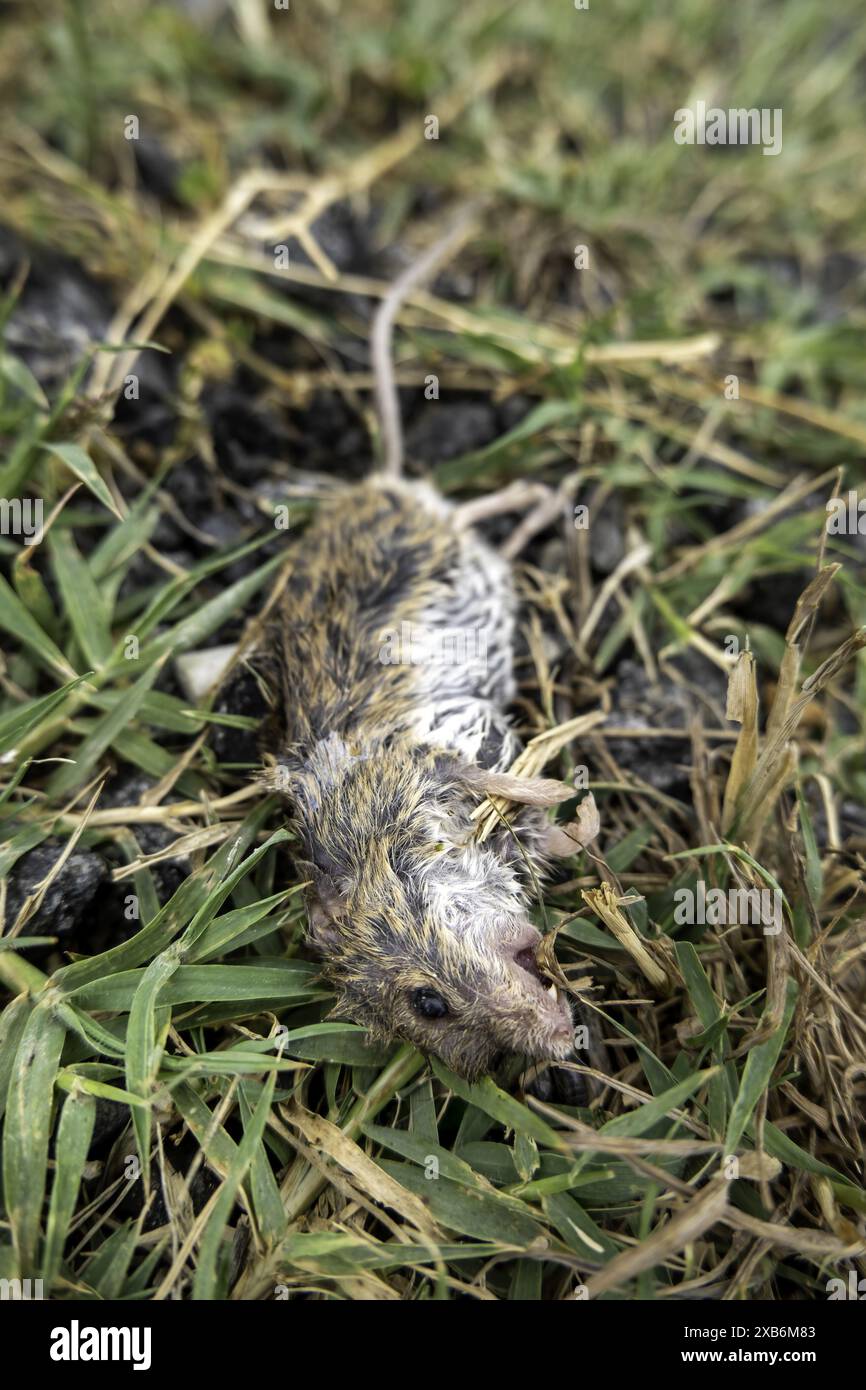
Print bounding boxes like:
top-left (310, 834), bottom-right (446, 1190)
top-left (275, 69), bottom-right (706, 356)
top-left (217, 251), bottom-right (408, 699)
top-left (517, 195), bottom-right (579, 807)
top-left (411, 987), bottom-right (449, 1020)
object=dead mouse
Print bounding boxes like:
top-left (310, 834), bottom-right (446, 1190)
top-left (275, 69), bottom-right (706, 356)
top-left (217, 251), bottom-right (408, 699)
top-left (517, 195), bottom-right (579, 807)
top-left (261, 209), bottom-right (595, 1080)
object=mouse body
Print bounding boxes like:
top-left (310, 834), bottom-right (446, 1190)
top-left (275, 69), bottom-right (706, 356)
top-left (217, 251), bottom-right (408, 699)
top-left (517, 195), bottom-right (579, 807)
top-left (263, 476), bottom-right (579, 1079)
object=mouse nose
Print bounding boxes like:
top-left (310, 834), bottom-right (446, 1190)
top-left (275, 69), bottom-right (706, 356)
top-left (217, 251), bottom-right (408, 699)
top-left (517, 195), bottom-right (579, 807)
top-left (506, 924), bottom-right (544, 982)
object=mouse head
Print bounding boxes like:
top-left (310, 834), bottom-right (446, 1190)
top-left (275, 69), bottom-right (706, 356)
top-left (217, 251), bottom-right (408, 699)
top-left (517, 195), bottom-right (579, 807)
top-left (311, 848), bottom-right (576, 1079)
top-left (268, 735), bottom-right (583, 1080)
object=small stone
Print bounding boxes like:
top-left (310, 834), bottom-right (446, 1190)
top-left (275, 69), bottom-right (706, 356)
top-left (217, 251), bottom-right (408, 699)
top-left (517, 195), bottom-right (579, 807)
top-left (175, 644), bottom-right (239, 704)
top-left (6, 841), bottom-right (107, 936)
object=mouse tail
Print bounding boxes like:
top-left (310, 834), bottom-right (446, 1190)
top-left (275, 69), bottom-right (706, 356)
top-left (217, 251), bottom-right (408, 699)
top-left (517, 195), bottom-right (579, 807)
top-left (371, 200), bottom-right (483, 479)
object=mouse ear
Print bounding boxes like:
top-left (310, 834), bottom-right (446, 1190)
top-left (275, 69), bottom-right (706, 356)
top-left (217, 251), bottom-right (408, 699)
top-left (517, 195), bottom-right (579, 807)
top-left (540, 793), bottom-right (600, 855)
top-left (298, 862), bottom-right (346, 952)
top-left (460, 766), bottom-right (577, 806)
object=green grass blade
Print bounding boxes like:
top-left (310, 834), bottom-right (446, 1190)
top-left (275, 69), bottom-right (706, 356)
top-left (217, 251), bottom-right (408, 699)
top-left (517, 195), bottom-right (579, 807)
top-left (238, 1079), bottom-right (288, 1246)
top-left (377, 1160), bottom-right (543, 1245)
top-left (542, 1190), bottom-right (620, 1260)
top-left (46, 657), bottom-right (165, 796)
top-left (83, 1221), bottom-right (140, 1298)
top-left (431, 1061), bottom-right (562, 1148)
top-left (125, 943), bottom-right (183, 1191)
top-left (49, 529), bottom-right (113, 668)
top-left (675, 941), bottom-right (729, 1136)
top-left (0, 572), bottom-right (77, 680)
top-left (41, 441), bottom-right (122, 518)
top-left (69, 961), bottom-right (321, 1011)
top-left (0, 672), bottom-right (93, 757)
top-left (0, 992), bottom-right (32, 1124)
top-left (725, 980), bottom-right (798, 1157)
top-left (2, 1002), bottom-right (66, 1274)
top-left (600, 1068), bottom-right (718, 1139)
top-left (42, 1085), bottom-right (96, 1287)
top-left (52, 799), bottom-right (278, 992)
top-left (122, 551), bottom-right (282, 670)
top-left (185, 890), bottom-right (294, 963)
top-left (192, 1070), bottom-right (277, 1299)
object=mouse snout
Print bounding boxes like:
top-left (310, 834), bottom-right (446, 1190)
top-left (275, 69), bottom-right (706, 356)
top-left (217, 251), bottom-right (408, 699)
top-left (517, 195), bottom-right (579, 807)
top-left (486, 923), bottom-right (576, 1059)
